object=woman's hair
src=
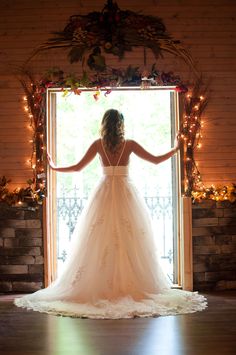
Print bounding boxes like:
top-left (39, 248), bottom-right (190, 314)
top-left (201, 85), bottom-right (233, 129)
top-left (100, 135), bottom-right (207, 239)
top-left (100, 109), bottom-right (125, 152)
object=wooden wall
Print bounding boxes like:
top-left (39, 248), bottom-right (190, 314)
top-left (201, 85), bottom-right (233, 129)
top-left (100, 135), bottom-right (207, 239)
top-left (0, 0), bottom-right (236, 189)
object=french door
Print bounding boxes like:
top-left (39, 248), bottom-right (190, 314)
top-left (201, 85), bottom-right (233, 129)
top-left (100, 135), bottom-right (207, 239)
top-left (46, 87), bottom-right (181, 286)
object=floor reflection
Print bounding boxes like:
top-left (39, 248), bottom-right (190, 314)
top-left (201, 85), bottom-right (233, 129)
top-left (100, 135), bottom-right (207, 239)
top-left (46, 315), bottom-right (185, 355)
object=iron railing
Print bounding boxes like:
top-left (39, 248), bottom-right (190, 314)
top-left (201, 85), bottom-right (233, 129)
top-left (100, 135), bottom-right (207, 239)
top-left (56, 186), bottom-right (174, 269)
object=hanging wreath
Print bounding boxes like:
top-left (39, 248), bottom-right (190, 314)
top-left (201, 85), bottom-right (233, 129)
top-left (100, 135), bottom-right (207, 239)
top-left (29, 0), bottom-right (197, 76)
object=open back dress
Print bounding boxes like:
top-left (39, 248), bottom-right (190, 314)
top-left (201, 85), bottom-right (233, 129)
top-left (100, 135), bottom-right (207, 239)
top-left (14, 140), bottom-right (207, 318)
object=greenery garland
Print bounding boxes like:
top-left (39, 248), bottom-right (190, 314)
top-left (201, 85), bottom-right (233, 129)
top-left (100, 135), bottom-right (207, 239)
top-left (0, 176), bottom-right (44, 207)
top-left (192, 184), bottom-right (236, 203)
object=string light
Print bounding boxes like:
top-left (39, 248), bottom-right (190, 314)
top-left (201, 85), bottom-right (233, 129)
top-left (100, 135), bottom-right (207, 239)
top-left (3, 72), bottom-right (236, 204)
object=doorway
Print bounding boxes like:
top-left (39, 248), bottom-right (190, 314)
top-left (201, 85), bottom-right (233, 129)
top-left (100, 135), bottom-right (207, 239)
top-left (46, 87), bottom-right (181, 285)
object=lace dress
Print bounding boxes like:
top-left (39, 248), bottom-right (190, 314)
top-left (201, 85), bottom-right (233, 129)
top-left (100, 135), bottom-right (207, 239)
top-left (14, 142), bottom-right (207, 318)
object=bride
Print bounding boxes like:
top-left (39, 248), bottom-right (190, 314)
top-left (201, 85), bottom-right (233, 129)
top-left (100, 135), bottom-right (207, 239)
top-left (14, 108), bottom-right (207, 319)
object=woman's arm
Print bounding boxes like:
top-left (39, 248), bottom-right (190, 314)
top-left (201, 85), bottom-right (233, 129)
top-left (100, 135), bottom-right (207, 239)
top-left (131, 134), bottom-right (180, 165)
top-left (47, 141), bottom-right (98, 172)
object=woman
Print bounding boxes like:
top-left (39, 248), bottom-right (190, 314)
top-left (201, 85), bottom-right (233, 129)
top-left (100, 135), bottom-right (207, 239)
top-left (15, 109), bottom-right (207, 319)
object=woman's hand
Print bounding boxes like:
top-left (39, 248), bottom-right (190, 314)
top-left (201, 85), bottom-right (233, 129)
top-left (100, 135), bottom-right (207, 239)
top-left (173, 131), bottom-right (181, 152)
top-left (47, 153), bottom-right (57, 170)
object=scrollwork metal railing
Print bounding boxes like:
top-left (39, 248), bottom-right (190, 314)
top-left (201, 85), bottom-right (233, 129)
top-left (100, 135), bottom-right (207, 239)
top-left (56, 186), bottom-right (174, 269)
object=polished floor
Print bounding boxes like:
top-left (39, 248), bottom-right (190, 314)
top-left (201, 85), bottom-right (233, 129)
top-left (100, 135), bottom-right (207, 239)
top-left (0, 292), bottom-right (235, 355)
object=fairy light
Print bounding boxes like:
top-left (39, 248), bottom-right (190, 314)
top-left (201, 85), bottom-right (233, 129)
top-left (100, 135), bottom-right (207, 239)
top-left (8, 68), bottom-right (236, 204)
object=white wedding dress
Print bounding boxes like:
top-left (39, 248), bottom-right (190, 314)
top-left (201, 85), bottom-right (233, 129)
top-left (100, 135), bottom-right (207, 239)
top-left (15, 143), bottom-right (207, 319)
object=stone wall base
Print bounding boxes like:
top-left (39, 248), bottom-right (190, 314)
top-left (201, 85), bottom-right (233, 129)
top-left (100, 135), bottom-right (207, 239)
top-left (0, 203), bottom-right (44, 293)
top-left (192, 200), bottom-right (236, 291)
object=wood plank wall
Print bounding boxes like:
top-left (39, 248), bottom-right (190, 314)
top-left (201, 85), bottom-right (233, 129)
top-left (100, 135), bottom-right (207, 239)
top-left (0, 0), bottom-right (236, 190)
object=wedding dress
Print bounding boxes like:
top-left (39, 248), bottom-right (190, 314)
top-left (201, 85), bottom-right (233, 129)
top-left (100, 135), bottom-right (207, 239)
top-left (14, 141), bottom-right (207, 319)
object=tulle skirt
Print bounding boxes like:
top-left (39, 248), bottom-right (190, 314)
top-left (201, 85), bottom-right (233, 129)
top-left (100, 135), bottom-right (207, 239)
top-left (14, 166), bottom-right (207, 318)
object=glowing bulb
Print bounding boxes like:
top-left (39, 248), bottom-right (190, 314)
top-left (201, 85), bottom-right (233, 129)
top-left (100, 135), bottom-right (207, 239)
top-left (23, 96), bottom-right (27, 101)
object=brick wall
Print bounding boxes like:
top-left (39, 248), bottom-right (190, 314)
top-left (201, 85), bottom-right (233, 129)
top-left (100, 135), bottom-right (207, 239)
top-left (0, 204), bottom-right (44, 293)
top-left (193, 200), bottom-right (236, 291)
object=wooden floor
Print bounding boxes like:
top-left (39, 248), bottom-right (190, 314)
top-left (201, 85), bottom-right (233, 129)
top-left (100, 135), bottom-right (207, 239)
top-left (0, 292), bottom-right (236, 355)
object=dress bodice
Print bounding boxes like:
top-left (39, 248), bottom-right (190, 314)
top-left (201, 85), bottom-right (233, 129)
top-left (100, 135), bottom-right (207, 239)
top-left (102, 165), bottom-right (129, 176)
